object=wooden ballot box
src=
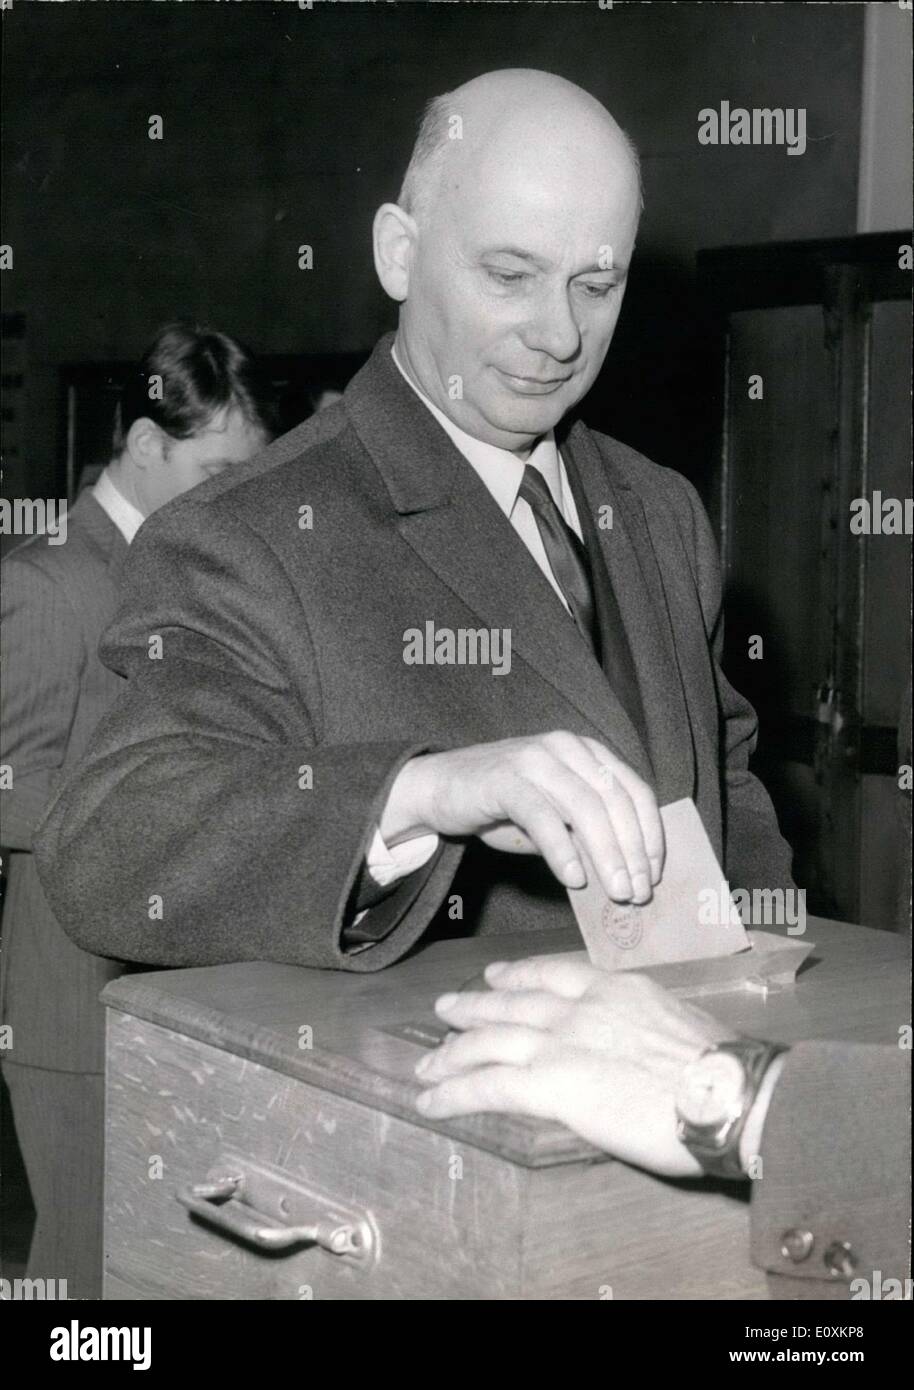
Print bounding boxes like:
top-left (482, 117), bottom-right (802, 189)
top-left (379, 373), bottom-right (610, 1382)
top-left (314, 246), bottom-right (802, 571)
top-left (102, 918), bottom-right (909, 1300)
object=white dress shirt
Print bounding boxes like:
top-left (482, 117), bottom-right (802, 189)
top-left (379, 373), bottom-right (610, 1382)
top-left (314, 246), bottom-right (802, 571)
top-left (364, 346), bottom-right (587, 889)
top-left (92, 467), bottom-right (146, 544)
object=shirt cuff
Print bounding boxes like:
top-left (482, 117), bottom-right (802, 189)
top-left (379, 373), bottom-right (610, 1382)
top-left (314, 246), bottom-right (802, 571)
top-left (366, 825), bottom-right (440, 886)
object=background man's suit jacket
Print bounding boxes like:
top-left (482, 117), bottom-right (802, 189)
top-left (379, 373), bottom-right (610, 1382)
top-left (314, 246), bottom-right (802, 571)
top-left (1, 491), bottom-right (129, 1072)
top-left (35, 334), bottom-right (794, 971)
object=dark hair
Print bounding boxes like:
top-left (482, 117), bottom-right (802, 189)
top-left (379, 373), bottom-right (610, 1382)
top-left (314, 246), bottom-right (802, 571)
top-left (116, 322), bottom-right (277, 449)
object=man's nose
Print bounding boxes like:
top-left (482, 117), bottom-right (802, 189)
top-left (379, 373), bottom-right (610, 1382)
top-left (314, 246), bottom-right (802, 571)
top-left (521, 286), bottom-right (582, 363)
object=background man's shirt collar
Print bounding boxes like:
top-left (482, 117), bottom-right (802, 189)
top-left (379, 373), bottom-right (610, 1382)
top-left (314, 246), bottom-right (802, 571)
top-left (92, 466), bottom-right (146, 544)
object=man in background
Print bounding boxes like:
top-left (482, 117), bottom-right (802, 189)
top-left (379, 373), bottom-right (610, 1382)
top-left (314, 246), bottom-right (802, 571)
top-left (0, 323), bottom-right (274, 1298)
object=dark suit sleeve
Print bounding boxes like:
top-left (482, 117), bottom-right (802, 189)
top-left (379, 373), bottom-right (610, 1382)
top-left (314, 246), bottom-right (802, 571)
top-left (1, 554), bottom-right (85, 851)
top-left (674, 475), bottom-right (796, 894)
top-left (33, 501), bottom-right (463, 971)
top-left (751, 1042), bottom-right (911, 1298)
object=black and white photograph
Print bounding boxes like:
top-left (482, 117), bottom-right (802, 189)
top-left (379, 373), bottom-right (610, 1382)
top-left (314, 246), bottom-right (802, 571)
top-left (0, 0), bottom-right (911, 1338)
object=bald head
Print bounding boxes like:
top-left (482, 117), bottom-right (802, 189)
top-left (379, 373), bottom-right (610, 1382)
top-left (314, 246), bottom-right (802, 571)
top-left (399, 70), bottom-right (642, 227)
top-left (374, 69), bottom-right (643, 453)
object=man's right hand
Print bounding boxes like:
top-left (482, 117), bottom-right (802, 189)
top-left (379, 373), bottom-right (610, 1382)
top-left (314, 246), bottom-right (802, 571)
top-left (379, 731), bottom-right (663, 903)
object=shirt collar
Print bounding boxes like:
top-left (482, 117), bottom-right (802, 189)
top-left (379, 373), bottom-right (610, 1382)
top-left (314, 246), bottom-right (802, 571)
top-left (92, 466), bottom-right (146, 544)
top-left (390, 343), bottom-right (562, 518)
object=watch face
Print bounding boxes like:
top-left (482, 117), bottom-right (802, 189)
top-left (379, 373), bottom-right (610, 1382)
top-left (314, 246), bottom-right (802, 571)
top-left (677, 1050), bottom-right (746, 1128)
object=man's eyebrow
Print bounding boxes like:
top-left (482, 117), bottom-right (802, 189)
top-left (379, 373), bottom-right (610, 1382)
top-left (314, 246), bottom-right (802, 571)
top-left (573, 259), bottom-right (628, 276)
top-left (477, 246), bottom-right (627, 275)
top-left (477, 246), bottom-right (550, 269)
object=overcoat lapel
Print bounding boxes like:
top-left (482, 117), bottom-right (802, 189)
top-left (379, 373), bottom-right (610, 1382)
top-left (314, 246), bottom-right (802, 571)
top-left (560, 419), bottom-right (696, 801)
top-left (344, 337), bottom-right (691, 790)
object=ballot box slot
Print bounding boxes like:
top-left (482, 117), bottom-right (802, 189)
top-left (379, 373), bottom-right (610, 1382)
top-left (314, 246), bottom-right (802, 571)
top-left (175, 1153), bottom-right (378, 1267)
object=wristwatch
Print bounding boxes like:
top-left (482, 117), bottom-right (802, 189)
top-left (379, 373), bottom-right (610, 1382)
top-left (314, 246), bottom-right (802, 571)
top-left (674, 1038), bottom-right (787, 1179)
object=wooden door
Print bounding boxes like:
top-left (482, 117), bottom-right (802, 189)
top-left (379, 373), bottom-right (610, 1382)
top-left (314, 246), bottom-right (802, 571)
top-left (699, 234), bottom-right (911, 926)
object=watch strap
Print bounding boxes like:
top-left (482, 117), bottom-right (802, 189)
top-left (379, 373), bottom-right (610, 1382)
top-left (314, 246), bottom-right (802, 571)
top-left (678, 1038), bottom-right (788, 1179)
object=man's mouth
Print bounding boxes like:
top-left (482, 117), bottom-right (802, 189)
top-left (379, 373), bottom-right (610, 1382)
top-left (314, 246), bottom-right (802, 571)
top-left (496, 369), bottom-right (572, 396)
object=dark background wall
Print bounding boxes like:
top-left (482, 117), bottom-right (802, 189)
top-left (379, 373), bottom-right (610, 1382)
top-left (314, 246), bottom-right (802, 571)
top-left (2, 0), bottom-right (864, 506)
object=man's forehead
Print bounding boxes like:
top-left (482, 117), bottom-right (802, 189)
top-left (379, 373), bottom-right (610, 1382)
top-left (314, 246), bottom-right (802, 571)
top-left (448, 179), bottom-right (638, 263)
top-left (444, 143), bottom-right (637, 226)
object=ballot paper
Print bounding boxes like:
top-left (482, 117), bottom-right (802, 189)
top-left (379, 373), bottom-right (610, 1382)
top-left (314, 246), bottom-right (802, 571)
top-left (568, 797), bottom-right (749, 971)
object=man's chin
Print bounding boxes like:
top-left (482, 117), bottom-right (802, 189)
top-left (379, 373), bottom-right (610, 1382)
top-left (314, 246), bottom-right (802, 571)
top-left (482, 392), bottom-right (575, 441)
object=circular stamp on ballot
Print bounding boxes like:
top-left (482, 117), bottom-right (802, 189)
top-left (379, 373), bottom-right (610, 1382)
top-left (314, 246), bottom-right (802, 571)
top-left (602, 901), bottom-right (643, 951)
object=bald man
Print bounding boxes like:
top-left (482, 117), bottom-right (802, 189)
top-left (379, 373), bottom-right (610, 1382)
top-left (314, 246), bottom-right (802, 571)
top-left (35, 70), bottom-right (794, 975)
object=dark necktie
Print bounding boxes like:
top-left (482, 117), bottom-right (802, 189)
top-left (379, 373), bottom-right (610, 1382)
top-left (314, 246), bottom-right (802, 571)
top-left (519, 464), bottom-right (599, 655)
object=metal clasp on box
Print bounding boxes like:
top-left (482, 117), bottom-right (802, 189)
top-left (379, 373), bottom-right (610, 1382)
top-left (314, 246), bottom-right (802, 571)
top-left (176, 1152), bottom-right (378, 1266)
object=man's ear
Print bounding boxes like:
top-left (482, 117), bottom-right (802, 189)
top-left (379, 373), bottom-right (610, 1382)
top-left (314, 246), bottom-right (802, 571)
top-left (124, 417), bottom-right (166, 469)
top-left (372, 202), bottom-right (418, 303)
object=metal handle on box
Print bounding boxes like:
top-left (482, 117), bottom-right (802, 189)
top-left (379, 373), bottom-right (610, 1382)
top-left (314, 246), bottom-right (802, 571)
top-left (176, 1172), bottom-right (373, 1260)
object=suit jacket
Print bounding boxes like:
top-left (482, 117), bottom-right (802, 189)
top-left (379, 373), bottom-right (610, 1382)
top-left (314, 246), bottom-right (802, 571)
top-left (753, 1042), bottom-right (911, 1298)
top-left (1, 492), bottom-right (131, 1071)
top-left (34, 334), bottom-right (794, 972)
